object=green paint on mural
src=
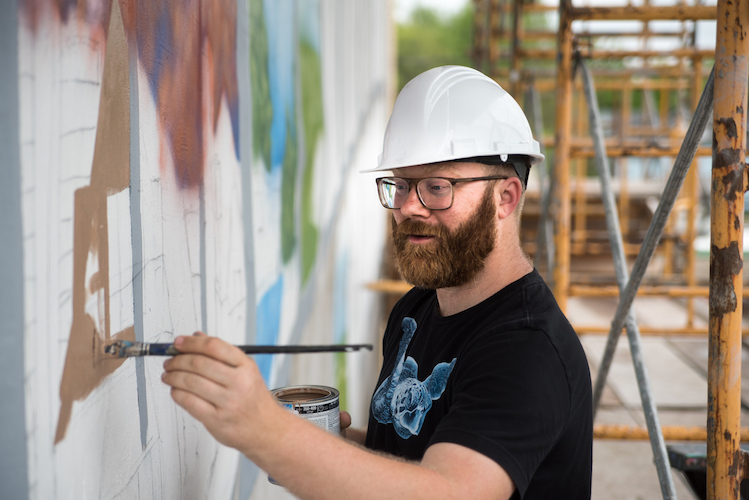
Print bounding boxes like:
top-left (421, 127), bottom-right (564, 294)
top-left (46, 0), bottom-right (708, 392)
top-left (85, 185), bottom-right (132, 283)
top-left (299, 40), bottom-right (323, 284)
top-left (249, 0), bottom-right (272, 170)
top-left (280, 111), bottom-right (298, 263)
top-left (335, 350), bottom-right (348, 413)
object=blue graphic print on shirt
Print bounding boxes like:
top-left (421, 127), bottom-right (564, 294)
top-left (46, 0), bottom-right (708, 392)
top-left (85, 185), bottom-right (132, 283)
top-left (372, 317), bottom-right (457, 439)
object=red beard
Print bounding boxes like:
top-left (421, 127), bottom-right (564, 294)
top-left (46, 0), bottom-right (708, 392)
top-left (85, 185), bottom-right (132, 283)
top-left (391, 187), bottom-right (497, 289)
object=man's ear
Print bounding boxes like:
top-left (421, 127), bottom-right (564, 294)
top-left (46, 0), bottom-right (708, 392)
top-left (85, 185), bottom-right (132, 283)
top-left (496, 177), bottom-right (523, 219)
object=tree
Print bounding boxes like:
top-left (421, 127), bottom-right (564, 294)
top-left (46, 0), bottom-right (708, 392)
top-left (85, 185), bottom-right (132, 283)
top-left (398, 5), bottom-right (474, 91)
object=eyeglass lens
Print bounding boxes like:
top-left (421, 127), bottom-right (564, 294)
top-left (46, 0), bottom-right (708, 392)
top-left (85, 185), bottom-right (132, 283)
top-left (378, 178), bottom-right (453, 210)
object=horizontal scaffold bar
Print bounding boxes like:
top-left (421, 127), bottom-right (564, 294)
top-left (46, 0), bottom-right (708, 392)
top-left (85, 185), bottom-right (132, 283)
top-left (571, 5), bottom-right (716, 21)
top-left (570, 285), bottom-right (749, 298)
top-left (519, 48), bottom-right (715, 60)
top-left (517, 30), bottom-right (694, 41)
top-left (569, 145), bottom-right (712, 158)
top-left (575, 325), bottom-right (749, 336)
top-left (595, 425), bottom-right (749, 441)
top-left (366, 279), bottom-right (413, 294)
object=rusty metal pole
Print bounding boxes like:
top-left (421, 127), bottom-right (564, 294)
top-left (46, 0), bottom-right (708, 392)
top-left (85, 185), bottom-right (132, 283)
top-left (707, 1), bottom-right (749, 498)
top-left (552, 0), bottom-right (573, 310)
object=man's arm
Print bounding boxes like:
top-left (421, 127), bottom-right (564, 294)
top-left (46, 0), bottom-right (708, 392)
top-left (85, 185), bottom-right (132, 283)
top-left (161, 334), bottom-right (515, 500)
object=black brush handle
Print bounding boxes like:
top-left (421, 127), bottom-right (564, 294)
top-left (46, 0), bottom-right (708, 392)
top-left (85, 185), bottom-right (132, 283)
top-left (139, 343), bottom-right (373, 356)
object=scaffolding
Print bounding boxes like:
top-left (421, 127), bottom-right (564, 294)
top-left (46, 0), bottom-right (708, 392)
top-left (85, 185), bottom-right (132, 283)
top-left (370, 0), bottom-right (749, 497)
top-left (472, 0), bottom-right (747, 498)
top-left (473, 0), bottom-right (723, 330)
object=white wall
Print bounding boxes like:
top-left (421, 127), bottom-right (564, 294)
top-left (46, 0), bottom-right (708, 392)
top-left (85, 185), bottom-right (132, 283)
top-left (4, 0), bottom-right (393, 498)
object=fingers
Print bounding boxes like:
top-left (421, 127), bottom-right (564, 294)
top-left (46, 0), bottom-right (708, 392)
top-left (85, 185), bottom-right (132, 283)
top-left (162, 334), bottom-right (270, 404)
top-left (172, 334), bottom-right (247, 367)
top-left (162, 333), bottom-right (251, 408)
top-left (162, 364), bottom-right (228, 408)
top-left (164, 351), bottom-right (236, 388)
top-left (340, 410), bottom-right (352, 430)
top-left (160, 335), bottom-right (285, 453)
top-left (169, 386), bottom-right (218, 421)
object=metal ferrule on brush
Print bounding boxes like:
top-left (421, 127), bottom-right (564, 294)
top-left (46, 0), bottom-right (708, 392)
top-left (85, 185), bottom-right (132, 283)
top-left (105, 340), bottom-right (180, 357)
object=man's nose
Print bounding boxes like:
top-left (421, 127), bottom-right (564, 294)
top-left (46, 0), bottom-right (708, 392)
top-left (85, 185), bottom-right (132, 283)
top-left (398, 183), bottom-right (431, 217)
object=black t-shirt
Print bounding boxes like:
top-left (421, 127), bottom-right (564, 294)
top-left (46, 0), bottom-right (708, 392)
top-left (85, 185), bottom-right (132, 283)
top-left (365, 269), bottom-right (593, 499)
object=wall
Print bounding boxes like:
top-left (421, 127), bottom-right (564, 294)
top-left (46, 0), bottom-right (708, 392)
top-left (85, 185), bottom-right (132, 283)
top-left (1, 0), bottom-right (392, 498)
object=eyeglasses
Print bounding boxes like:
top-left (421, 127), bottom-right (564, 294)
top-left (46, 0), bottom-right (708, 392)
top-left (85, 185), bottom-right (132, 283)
top-left (375, 176), bottom-right (509, 210)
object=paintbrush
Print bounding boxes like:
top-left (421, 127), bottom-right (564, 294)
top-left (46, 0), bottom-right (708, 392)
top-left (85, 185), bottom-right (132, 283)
top-left (104, 340), bottom-right (374, 358)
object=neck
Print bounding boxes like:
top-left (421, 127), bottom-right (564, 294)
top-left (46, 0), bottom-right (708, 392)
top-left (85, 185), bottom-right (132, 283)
top-left (434, 241), bottom-right (533, 317)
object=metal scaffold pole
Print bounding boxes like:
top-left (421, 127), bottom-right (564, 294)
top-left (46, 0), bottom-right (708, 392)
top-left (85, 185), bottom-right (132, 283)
top-left (552, 0), bottom-right (574, 310)
top-left (577, 53), bottom-right (678, 499)
top-left (526, 80), bottom-right (555, 286)
top-left (590, 66), bottom-right (714, 418)
top-left (707, 1), bottom-right (749, 498)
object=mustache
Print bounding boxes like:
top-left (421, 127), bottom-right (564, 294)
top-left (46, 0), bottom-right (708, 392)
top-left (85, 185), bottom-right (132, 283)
top-left (392, 218), bottom-right (448, 239)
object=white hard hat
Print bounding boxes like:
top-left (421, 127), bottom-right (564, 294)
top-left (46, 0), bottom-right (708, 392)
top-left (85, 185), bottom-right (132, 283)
top-left (363, 65), bottom-right (544, 175)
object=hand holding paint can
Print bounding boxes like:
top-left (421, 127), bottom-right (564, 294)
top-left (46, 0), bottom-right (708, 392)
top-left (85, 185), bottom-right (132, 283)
top-left (268, 385), bottom-right (341, 485)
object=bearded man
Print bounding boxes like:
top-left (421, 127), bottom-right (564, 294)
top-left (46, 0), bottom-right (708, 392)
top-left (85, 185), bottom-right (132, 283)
top-left (162, 66), bottom-right (593, 500)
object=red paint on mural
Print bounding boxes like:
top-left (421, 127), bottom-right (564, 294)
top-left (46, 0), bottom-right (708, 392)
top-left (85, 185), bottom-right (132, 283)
top-left (20, 0), bottom-right (239, 190)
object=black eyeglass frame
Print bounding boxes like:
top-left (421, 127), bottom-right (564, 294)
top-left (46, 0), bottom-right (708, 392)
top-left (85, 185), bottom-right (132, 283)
top-left (375, 175), bottom-right (510, 211)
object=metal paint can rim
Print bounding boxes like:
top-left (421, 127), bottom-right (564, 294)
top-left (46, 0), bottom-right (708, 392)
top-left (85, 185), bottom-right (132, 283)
top-left (270, 384), bottom-right (339, 406)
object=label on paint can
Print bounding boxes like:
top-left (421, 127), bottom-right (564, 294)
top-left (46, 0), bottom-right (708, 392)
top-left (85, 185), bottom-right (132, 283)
top-left (272, 385), bottom-right (341, 435)
top-left (268, 385), bottom-right (340, 485)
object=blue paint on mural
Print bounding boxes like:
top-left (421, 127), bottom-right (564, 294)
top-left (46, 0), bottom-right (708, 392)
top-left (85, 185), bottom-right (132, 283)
top-left (332, 251), bottom-right (348, 345)
top-left (255, 276), bottom-right (284, 382)
top-left (264, 0), bottom-right (296, 172)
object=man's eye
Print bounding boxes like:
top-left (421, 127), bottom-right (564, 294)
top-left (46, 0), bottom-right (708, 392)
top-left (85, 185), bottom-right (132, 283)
top-left (426, 182), bottom-right (450, 195)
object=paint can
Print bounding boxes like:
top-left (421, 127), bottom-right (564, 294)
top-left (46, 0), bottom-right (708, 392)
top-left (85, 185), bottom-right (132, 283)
top-left (268, 385), bottom-right (340, 485)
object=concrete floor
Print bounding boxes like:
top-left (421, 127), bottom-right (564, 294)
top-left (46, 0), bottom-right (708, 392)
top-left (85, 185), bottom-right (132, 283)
top-left (570, 294), bottom-right (749, 500)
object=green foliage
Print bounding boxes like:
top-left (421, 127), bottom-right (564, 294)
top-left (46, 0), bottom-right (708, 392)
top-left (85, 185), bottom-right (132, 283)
top-left (249, 0), bottom-right (272, 170)
top-left (280, 111), bottom-right (298, 264)
top-left (335, 351), bottom-right (348, 412)
top-left (299, 40), bottom-right (323, 285)
top-left (398, 5), bottom-right (474, 91)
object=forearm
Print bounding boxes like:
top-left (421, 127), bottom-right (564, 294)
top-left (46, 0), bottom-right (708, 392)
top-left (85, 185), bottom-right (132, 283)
top-left (161, 335), bottom-right (511, 499)
top-left (245, 410), bottom-right (454, 500)
top-left (342, 426), bottom-right (367, 446)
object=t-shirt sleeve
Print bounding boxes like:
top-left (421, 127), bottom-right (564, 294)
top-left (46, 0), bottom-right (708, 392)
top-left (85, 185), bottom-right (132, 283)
top-left (427, 328), bottom-right (571, 497)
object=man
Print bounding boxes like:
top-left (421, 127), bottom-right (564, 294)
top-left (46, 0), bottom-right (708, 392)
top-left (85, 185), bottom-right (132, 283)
top-left (162, 65), bottom-right (593, 499)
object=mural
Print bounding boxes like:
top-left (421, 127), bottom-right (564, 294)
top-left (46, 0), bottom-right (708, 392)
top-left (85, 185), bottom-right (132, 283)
top-left (54, 0), bottom-right (134, 445)
top-left (7, 0), bottom-right (391, 498)
top-left (249, 0), bottom-right (327, 384)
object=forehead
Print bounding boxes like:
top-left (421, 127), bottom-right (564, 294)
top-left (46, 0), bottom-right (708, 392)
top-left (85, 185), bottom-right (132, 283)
top-left (392, 161), bottom-right (487, 178)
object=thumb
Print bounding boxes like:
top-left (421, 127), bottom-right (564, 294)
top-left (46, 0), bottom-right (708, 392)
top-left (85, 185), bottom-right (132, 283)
top-left (340, 410), bottom-right (352, 430)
